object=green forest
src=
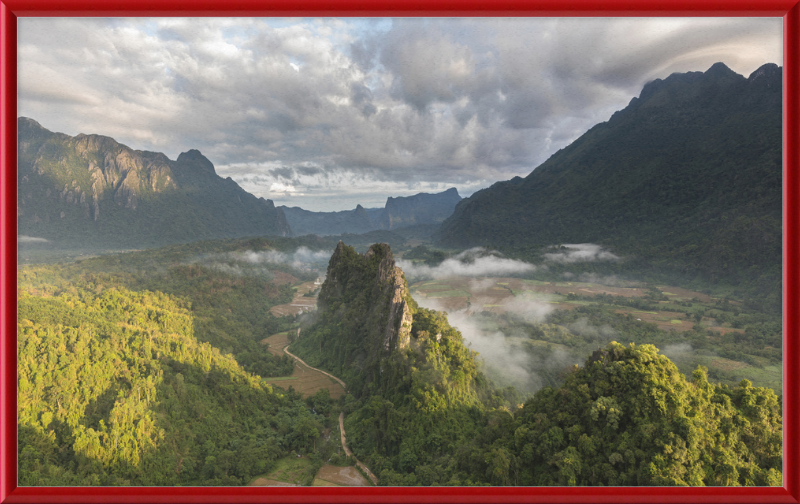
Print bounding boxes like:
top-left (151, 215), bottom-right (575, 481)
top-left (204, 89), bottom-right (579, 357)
top-left (17, 237), bottom-right (348, 486)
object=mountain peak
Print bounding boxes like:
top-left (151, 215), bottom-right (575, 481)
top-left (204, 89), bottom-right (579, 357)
top-left (705, 61), bottom-right (735, 76)
top-left (701, 62), bottom-right (743, 85)
top-left (18, 116), bottom-right (43, 129)
top-left (748, 63), bottom-right (782, 89)
top-left (176, 149), bottom-right (216, 174)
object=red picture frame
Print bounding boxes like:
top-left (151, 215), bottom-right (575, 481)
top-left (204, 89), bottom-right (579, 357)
top-left (1, 1), bottom-right (798, 503)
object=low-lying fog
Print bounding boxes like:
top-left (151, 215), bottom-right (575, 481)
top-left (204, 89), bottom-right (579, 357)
top-left (402, 244), bottom-right (623, 397)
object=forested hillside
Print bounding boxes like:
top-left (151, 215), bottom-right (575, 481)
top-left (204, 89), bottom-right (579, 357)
top-left (17, 236), bottom-right (341, 486)
top-left (438, 63), bottom-right (782, 308)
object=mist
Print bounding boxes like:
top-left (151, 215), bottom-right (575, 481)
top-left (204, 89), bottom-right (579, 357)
top-left (660, 342), bottom-right (696, 365)
top-left (567, 317), bottom-right (617, 343)
top-left (195, 246), bottom-right (332, 277)
top-left (417, 295), bottom-right (541, 392)
top-left (18, 235), bottom-right (49, 243)
top-left (544, 243), bottom-right (620, 263)
top-left (414, 294), bottom-right (584, 396)
top-left (398, 247), bottom-right (536, 280)
top-left (230, 247), bottom-right (332, 270)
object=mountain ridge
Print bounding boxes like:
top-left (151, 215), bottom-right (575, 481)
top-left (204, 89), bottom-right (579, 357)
top-left (438, 62), bottom-right (782, 304)
top-left (17, 118), bottom-right (292, 247)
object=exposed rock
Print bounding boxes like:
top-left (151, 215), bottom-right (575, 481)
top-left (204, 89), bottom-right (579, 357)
top-left (320, 242), bottom-right (412, 354)
top-left (17, 117), bottom-right (293, 245)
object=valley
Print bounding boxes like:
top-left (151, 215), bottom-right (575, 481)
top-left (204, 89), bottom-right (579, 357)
top-left (13, 60), bottom-right (786, 488)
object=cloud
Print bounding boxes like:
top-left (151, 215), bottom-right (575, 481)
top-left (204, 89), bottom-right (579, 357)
top-left (660, 342), bottom-right (696, 365)
top-left (544, 243), bottom-right (621, 263)
top-left (501, 296), bottom-right (555, 324)
top-left (415, 295), bottom-right (582, 395)
top-left (567, 317), bottom-right (616, 342)
top-left (196, 246), bottom-right (333, 276)
top-left (397, 247), bottom-right (536, 279)
top-left (18, 235), bottom-right (49, 243)
top-left (18, 17), bottom-right (782, 211)
top-left (418, 296), bottom-right (542, 392)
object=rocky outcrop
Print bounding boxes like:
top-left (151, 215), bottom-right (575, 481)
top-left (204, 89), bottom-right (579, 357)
top-left (319, 242), bottom-right (413, 354)
top-left (364, 243), bottom-right (413, 351)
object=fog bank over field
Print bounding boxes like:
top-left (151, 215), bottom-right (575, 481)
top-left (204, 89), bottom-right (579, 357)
top-left (416, 295), bottom-right (542, 392)
top-left (18, 235), bottom-right (49, 243)
top-left (397, 247), bottom-right (536, 279)
top-left (415, 294), bottom-right (583, 396)
top-left (196, 246), bottom-right (332, 277)
top-left (544, 244), bottom-right (621, 263)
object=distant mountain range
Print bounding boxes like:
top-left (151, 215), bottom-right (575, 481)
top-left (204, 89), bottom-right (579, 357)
top-left (439, 62), bottom-right (782, 296)
top-left (17, 117), bottom-right (464, 247)
top-left (280, 187), bottom-right (462, 236)
top-left (17, 118), bottom-right (290, 247)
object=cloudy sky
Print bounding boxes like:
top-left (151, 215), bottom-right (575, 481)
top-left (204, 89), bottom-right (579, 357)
top-left (18, 17), bottom-right (782, 211)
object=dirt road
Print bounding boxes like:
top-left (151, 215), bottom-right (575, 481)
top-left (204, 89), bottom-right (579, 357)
top-left (259, 332), bottom-right (345, 399)
top-left (338, 411), bottom-right (378, 485)
top-left (261, 330), bottom-right (378, 485)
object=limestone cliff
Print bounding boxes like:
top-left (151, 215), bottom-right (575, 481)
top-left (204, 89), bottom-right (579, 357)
top-left (280, 204), bottom-right (375, 236)
top-left (319, 241), bottom-right (412, 354)
top-left (17, 117), bottom-right (292, 246)
top-left (374, 187), bottom-right (461, 230)
top-left (292, 241), bottom-right (484, 408)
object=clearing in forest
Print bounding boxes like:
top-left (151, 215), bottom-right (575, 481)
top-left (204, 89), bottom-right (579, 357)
top-left (270, 280), bottom-right (319, 316)
top-left (248, 456), bottom-right (312, 486)
top-left (314, 465), bottom-right (370, 486)
top-left (260, 331), bottom-right (345, 399)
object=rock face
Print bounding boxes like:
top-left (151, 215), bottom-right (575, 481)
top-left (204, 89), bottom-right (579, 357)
top-left (375, 187), bottom-right (461, 230)
top-left (17, 117), bottom-right (292, 246)
top-left (319, 241), bottom-right (412, 354)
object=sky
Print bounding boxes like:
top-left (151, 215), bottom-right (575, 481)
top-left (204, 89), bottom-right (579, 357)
top-left (18, 17), bottom-right (782, 211)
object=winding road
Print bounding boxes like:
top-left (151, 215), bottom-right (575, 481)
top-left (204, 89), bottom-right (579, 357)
top-left (282, 341), bottom-right (378, 485)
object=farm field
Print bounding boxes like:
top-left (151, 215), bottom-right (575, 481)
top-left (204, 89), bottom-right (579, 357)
top-left (270, 280), bottom-right (321, 316)
top-left (260, 331), bottom-right (346, 399)
top-left (409, 275), bottom-right (782, 394)
top-left (313, 465), bottom-right (370, 486)
top-left (412, 277), bottom-right (733, 331)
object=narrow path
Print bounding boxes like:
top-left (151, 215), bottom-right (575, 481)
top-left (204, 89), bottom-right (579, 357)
top-left (282, 337), bottom-right (378, 485)
top-left (339, 412), bottom-right (379, 485)
top-left (283, 345), bottom-right (346, 389)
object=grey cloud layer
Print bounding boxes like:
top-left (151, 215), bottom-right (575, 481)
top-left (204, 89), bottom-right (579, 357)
top-left (18, 17), bottom-right (781, 210)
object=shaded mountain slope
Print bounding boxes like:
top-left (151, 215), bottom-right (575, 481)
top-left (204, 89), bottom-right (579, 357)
top-left (438, 63), bottom-right (782, 296)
